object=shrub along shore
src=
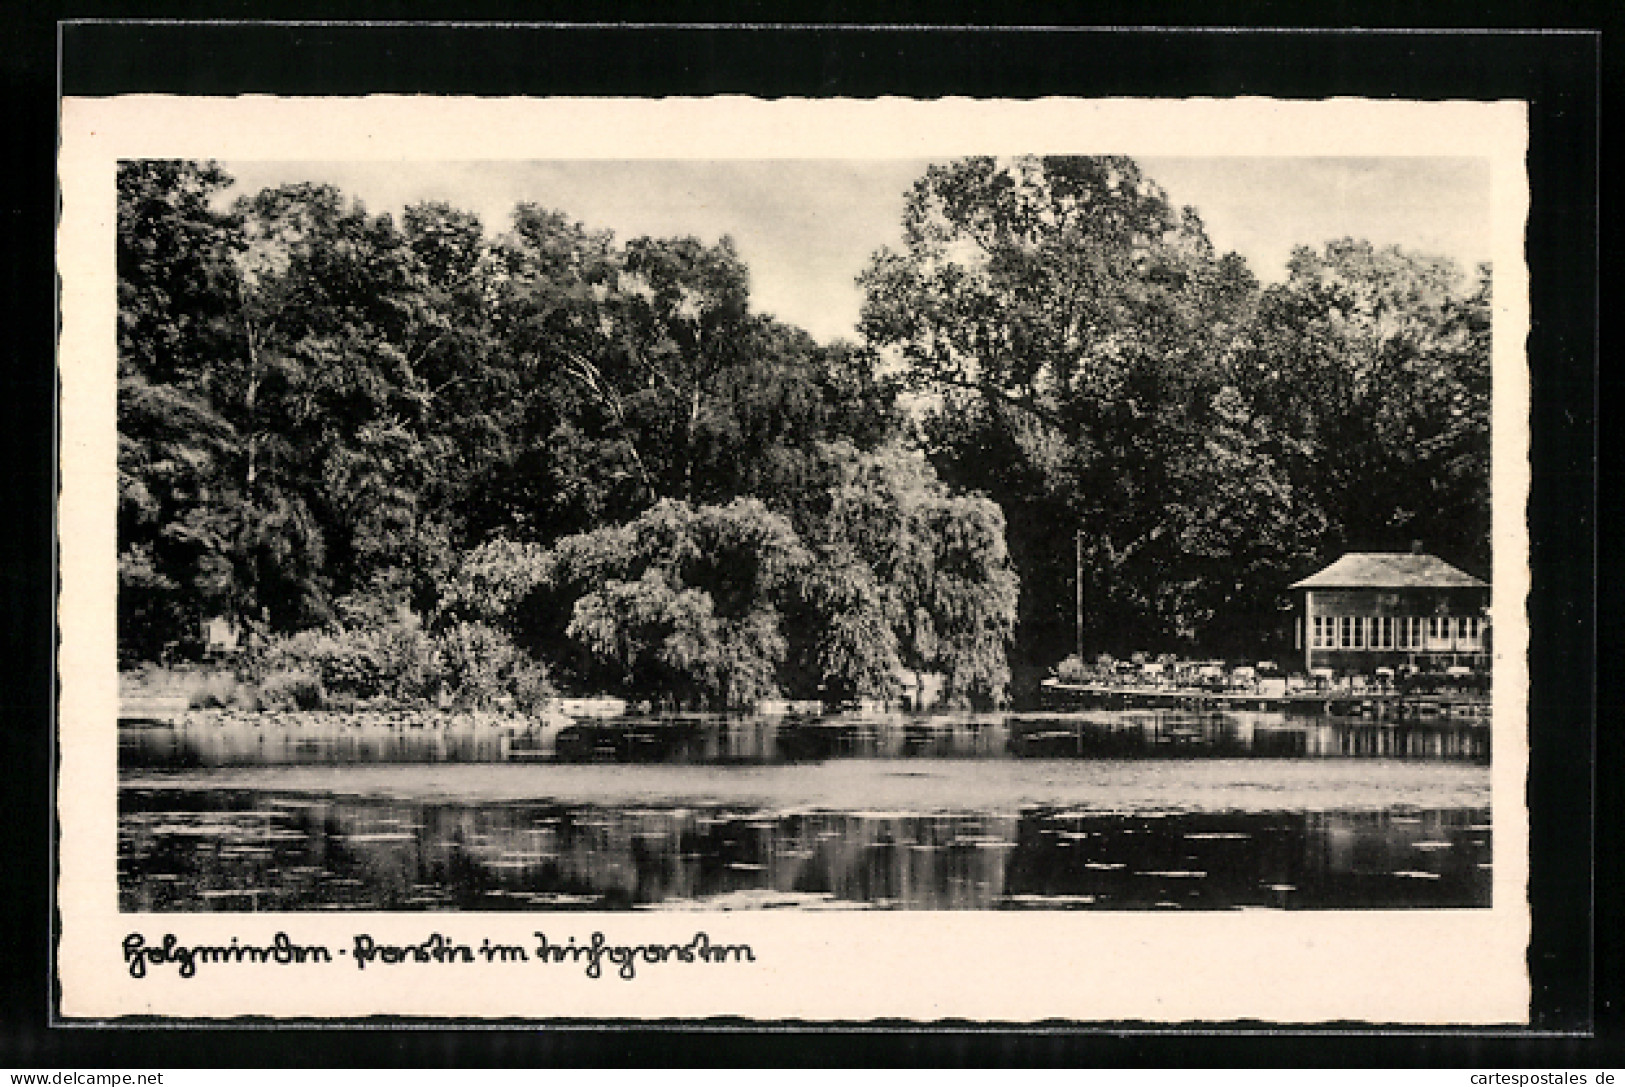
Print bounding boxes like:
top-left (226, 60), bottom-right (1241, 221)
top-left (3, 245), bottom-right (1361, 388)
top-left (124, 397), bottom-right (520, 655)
top-left (163, 706), bottom-right (564, 732)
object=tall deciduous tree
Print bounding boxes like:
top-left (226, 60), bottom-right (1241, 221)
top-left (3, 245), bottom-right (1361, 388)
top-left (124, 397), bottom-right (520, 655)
top-left (1227, 240), bottom-right (1492, 577)
top-left (223, 182), bottom-right (445, 629)
top-left (117, 161), bottom-right (245, 658)
top-left (476, 210), bottom-right (900, 543)
top-left (860, 155), bottom-right (1283, 666)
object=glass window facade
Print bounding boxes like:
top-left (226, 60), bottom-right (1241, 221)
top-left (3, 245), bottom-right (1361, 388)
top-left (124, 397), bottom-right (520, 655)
top-left (1309, 613), bottom-right (1488, 652)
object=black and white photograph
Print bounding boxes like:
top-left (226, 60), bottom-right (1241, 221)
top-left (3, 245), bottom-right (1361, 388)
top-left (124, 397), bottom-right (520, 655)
top-left (110, 153), bottom-right (1498, 913)
top-left (56, 94), bottom-right (1532, 1022)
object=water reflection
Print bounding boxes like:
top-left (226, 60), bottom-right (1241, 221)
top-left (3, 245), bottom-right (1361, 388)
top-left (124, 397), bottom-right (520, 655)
top-left (120, 789), bottom-right (1491, 912)
top-left (120, 709), bottom-right (1490, 769)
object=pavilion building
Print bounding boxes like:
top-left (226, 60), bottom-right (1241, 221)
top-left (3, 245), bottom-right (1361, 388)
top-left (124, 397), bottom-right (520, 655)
top-left (1290, 548), bottom-right (1490, 675)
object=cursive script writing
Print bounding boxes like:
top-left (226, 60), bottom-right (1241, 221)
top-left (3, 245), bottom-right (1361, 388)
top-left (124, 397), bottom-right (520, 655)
top-left (532, 931), bottom-right (756, 979)
top-left (120, 930), bottom-right (756, 981)
top-left (122, 932), bottom-right (332, 979)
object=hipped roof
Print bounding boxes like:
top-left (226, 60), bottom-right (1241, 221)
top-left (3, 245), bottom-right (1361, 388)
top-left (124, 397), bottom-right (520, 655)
top-left (1289, 552), bottom-right (1488, 590)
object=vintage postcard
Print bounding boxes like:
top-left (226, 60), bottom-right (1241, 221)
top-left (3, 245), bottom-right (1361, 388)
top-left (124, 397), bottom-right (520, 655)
top-left (58, 95), bottom-right (1530, 1022)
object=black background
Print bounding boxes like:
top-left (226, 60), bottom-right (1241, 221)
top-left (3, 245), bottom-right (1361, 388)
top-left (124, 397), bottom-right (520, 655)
top-left (3, 9), bottom-right (1610, 1068)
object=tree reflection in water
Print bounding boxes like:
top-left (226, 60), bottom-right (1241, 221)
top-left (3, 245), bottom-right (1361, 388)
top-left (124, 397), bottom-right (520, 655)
top-left (120, 710), bottom-right (1491, 769)
top-left (120, 790), bottom-right (1491, 912)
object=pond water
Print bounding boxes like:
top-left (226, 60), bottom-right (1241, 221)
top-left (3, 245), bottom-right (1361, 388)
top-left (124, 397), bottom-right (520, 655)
top-left (118, 709), bottom-right (1493, 912)
top-left (120, 708), bottom-right (1490, 768)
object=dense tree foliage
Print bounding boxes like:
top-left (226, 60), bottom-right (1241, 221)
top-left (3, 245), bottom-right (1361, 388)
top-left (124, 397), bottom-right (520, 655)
top-left (861, 156), bottom-right (1491, 676)
top-left (119, 158), bottom-right (1489, 701)
top-left (1226, 241), bottom-right (1492, 575)
top-left (117, 161), bottom-right (249, 659)
top-left (116, 161), bottom-right (1012, 702)
top-left (438, 456), bottom-right (1019, 708)
top-left (787, 443), bottom-right (1019, 702)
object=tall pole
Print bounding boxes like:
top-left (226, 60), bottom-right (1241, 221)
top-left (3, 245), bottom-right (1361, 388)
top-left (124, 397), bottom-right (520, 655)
top-left (1075, 528), bottom-right (1085, 663)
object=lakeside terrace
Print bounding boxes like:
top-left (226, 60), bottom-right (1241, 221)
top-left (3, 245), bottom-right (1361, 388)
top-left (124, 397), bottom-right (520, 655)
top-left (1039, 677), bottom-right (1490, 717)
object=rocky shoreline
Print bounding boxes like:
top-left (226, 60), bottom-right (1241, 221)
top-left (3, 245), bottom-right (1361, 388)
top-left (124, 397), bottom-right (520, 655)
top-left (126, 704), bottom-right (573, 733)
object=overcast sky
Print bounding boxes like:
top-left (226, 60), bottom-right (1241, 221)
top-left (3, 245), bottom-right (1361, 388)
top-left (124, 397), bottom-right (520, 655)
top-left (219, 157), bottom-right (1491, 345)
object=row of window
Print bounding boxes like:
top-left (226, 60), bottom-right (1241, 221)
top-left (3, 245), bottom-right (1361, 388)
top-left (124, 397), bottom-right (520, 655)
top-left (1311, 615), bottom-right (1486, 651)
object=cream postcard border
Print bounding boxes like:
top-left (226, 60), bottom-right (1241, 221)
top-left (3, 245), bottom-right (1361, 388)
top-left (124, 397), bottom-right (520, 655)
top-left (57, 96), bottom-right (1531, 1023)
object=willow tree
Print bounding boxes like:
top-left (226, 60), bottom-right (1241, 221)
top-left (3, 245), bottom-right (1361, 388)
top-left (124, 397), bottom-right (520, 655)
top-left (439, 453), bottom-right (1019, 707)
top-left (795, 443), bottom-right (1019, 705)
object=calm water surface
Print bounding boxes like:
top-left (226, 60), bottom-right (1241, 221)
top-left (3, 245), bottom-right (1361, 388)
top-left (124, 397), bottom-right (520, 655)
top-left (121, 709), bottom-right (1490, 768)
top-left (119, 710), bottom-right (1493, 912)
